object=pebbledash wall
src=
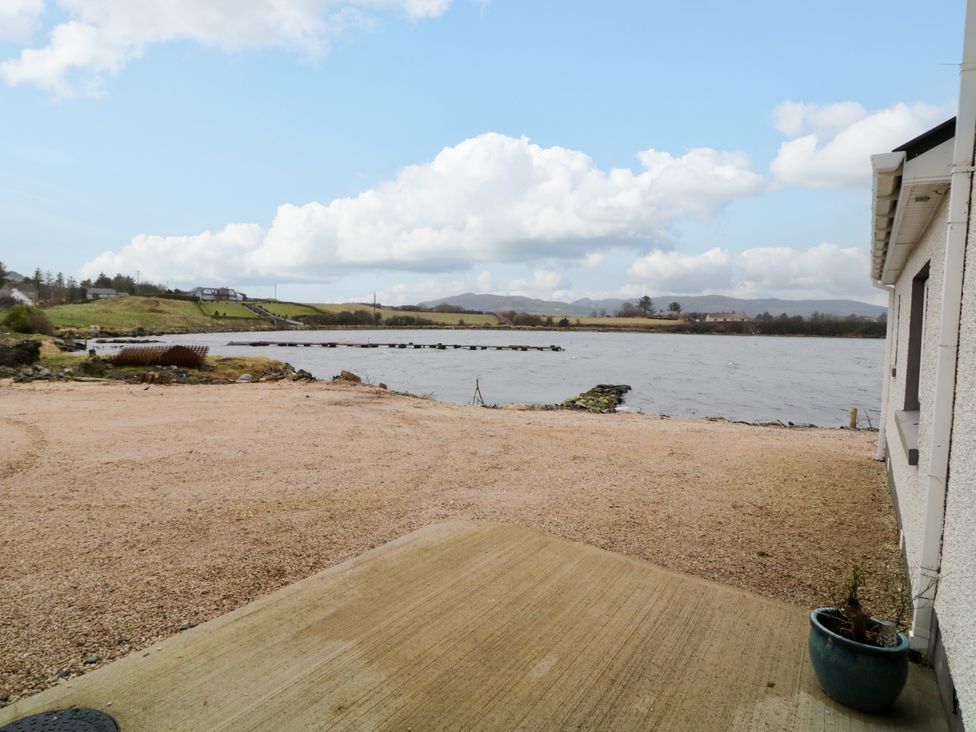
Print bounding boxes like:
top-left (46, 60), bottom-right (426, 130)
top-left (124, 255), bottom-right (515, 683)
top-left (883, 199), bottom-right (946, 572)
top-left (935, 182), bottom-right (976, 726)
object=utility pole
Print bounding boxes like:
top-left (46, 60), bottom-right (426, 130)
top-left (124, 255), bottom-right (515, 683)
top-left (373, 292), bottom-right (378, 324)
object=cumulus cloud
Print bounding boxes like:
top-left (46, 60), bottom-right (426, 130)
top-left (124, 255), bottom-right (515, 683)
top-left (772, 100), bottom-right (867, 138)
top-left (770, 101), bottom-right (949, 188)
top-left (82, 223), bottom-right (267, 283)
top-left (625, 242), bottom-right (873, 298)
top-left (627, 248), bottom-right (734, 293)
top-left (1, 0), bottom-right (452, 95)
top-left (579, 252), bottom-right (605, 269)
top-left (0, 0), bottom-right (45, 43)
top-left (79, 132), bottom-right (763, 284)
top-left (375, 269), bottom-right (493, 305)
top-left (511, 268), bottom-right (570, 292)
top-left (734, 242), bottom-right (870, 296)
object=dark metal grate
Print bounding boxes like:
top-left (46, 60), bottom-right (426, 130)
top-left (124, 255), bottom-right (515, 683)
top-left (0, 708), bottom-right (119, 732)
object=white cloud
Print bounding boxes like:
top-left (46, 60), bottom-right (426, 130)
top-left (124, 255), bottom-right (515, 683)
top-left (82, 223), bottom-right (267, 284)
top-left (1, 0), bottom-right (452, 95)
top-left (626, 247), bottom-right (734, 293)
top-left (79, 132), bottom-right (763, 285)
top-left (473, 269), bottom-right (493, 292)
top-left (511, 268), bottom-right (570, 291)
top-left (734, 242), bottom-right (870, 296)
top-left (772, 100), bottom-right (867, 138)
top-left (532, 268), bottom-right (569, 290)
top-left (624, 242), bottom-right (874, 298)
top-left (579, 252), bottom-right (605, 269)
top-left (0, 0), bottom-right (45, 43)
top-left (770, 101), bottom-right (949, 188)
top-left (374, 269), bottom-right (494, 305)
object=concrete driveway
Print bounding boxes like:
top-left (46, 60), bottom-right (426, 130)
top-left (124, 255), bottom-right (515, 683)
top-left (0, 521), bottom-right (946, 731)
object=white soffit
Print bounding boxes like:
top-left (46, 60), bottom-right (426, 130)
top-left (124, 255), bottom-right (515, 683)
top-left (871, 152), bottom-right (905, 282)
top-left (873, 138), bottom-right (953, 285)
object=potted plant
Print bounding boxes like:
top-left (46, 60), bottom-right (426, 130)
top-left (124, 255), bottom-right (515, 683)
top-left (808, 568), bottom-right (910, 713)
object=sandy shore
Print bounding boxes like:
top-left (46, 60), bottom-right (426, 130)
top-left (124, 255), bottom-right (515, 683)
top-left (0, 380), bottom-right (900, 703)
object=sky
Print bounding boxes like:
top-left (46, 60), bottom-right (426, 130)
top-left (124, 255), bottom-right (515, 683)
top-left (0, 0), bottom-right (964, 305)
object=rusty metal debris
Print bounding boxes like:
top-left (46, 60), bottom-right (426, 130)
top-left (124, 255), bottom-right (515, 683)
top-left (112, 345), bottom-right (209, 369)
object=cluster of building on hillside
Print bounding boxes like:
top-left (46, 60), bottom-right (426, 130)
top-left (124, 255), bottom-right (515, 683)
top-left (83, 285), bottom-right (248, 302)
top-left (0, 274), bottom-right (249, 305)
top-left (187, 287), bottom-right (247, 301)
top-left (0, 271), bottom-right (38, 305)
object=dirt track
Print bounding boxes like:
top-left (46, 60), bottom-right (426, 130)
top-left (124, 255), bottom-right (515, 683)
top-left (0, 380), bottom-right (900, 703)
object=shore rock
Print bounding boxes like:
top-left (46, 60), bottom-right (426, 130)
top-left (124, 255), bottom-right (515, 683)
top-left (55, 339), bottom-right (87, 352)
top-left (13, 364), bottom-right (68, 383)
top-left (332, 370), bottom-right (362, 384)
top-left (0, 340), bottom-right (41, 367)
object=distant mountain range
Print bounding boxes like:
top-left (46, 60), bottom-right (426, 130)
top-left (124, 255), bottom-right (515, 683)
top-left (418, 292), bottom-right (886, 319)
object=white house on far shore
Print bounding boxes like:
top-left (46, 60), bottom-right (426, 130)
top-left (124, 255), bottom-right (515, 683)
top-left (86, 287), bottom-right (126, 300)
top-left (703, 312), bottom-right (749, 323)
top-left (190, 287), bottom-right (246, 301)
top-left (870, 5), bottom-right (976, 728)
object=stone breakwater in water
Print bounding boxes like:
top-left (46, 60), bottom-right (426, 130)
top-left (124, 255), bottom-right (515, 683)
top-left (562, 384), bottom-right (632, 413)
top-left (501, 384), bottom-right (633, 414)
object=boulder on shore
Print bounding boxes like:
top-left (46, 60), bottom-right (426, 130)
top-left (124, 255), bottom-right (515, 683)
top-left (0, 340), bottom-right (41, 367)
top-left (332, 370), bottom-right (362, 384)
top-left (562, 384), bottom-right (632, 413)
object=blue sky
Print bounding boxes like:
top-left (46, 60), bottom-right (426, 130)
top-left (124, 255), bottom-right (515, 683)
top-left (0, 0), bottom-right (963, 304)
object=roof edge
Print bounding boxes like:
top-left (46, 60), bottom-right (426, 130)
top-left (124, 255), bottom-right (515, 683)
top-left (893, 117), bottom-right (956, 161)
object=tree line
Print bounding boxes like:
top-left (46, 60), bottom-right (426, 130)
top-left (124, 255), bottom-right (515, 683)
top-left (0, 261), bottom-right (173, 306)
top-left (585, 297), bottom-right (683, 318)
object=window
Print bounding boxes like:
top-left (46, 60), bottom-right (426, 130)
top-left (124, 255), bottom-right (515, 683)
top-left (904, 262), bottom-right (930, 411)
top-left (895, 262), bottom-right (929, 467)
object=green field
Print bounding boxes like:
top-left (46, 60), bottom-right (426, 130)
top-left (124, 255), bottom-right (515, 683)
top-left (16, 296), bottom-right (518, 333)
top-left (45, 297), bottom-right (210, 330)
top-left (42, 297), bottom-right (266, 331)
top-left (572, 316), bottom-right (676, 328)
top-left (257, 301), bottom-right (322, 318)
top-left (314, 303), bottom-right (498, 326)
top-left (197, 301), bottom-right (262, 319)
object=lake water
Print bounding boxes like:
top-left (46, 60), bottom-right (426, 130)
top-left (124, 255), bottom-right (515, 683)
top-left (95, 330), bottom-right (885, 427)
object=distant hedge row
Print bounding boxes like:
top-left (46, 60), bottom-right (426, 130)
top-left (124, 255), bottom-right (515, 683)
top-left (673, 319), bottom-right (885, 338)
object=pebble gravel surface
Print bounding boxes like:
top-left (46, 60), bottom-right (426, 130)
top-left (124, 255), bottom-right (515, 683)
top-left (0, 380), bottom-right (901, 704)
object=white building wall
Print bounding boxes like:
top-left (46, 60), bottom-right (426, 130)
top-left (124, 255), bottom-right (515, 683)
top-left (934, 182), bottom-right (976, 728)
top-left (883, 198), bottom-right (947, 575)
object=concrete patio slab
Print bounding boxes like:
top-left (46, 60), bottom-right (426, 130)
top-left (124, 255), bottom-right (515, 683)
top-left (0, 521), bottom-right (947, 731)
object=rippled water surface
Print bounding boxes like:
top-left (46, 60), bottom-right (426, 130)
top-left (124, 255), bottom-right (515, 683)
top-left (100, 330), bottom-right (884, 427)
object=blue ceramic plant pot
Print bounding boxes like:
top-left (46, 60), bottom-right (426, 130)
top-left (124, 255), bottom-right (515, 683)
top-left (808, 608), bottom-right (910, 713)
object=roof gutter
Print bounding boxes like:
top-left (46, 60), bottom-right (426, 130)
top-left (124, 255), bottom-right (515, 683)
top-left (870, 152), bottom-right (907, 283)
top-left (911, 0), bottom-right (976, 650)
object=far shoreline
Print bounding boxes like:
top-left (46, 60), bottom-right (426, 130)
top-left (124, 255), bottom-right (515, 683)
top-left (69, 322), bottom-right (886, 340)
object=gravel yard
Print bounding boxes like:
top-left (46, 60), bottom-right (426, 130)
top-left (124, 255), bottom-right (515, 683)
top-left (0, 380), bottom-right (902, 704)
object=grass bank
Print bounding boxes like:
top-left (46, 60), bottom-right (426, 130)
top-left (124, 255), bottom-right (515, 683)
top-left (42, 297), bottom-right (266, 332)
